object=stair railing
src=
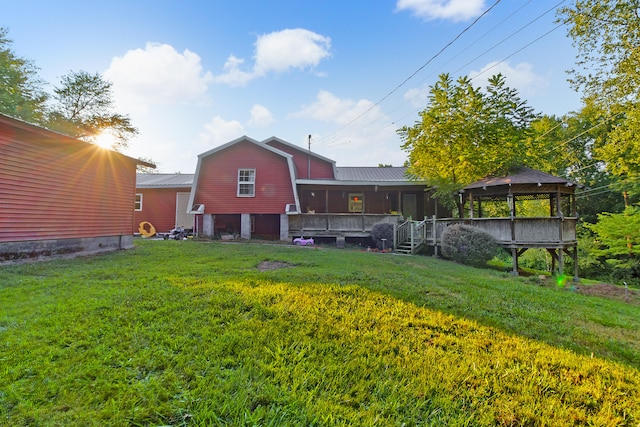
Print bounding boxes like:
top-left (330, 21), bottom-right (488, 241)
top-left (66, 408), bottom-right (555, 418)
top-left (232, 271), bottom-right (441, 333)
top-left (395, 218), bottom-right (428, 254)
top-left (395, 220), bottom-right (411, 250)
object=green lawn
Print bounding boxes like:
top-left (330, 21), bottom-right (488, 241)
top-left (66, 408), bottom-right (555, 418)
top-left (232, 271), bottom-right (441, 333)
top-left (1, 240), bottom-right (639, 426)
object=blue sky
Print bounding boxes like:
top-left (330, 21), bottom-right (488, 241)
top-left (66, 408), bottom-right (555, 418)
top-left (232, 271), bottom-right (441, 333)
top-left (5, 0), bottom-right (581, 173)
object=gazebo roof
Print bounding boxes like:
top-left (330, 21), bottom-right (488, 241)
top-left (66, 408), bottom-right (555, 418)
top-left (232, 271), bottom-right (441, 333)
top-left (461, 167), bottom-right (578, 199)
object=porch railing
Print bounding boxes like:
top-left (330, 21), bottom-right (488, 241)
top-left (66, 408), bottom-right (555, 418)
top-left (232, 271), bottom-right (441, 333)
top-left (289, 214), bottom-right (577, 252)
top-left (423, 216), bottom-right (577, 247)
top-left (288, 213), bottom-right (402, 235)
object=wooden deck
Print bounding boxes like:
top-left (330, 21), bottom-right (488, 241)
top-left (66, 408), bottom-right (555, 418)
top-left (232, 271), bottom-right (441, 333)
top-left (426, 217), bottom-right (577, 248)
top-left (289, 214), bottom-right (577, 248)
top-left (288, 213), bottom-right (401, 237)
top-left (395, 216), bottom-right (578, 277)
top-left (288, 215), bottom-right (578, 277)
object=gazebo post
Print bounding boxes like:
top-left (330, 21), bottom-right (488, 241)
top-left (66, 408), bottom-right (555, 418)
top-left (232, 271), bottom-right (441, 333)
top-left (572, 247), bottom-right (580, 282)
top-left (511, 248), bottom-right (519, 275)
top-left (558, 248), bottom-right (564, 276)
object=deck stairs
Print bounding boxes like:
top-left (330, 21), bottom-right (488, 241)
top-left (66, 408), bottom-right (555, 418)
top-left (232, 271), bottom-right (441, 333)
top-left (394, 219), bottom-right (429, 255)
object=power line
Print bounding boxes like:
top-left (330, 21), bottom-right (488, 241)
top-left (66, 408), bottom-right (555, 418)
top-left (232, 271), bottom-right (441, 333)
top-left (322, 1), bottom-right (571, 151)
top-left (384, 1), bottom-right (546, 120)
top-left (461, 1), bottom-right (566, 79)
top-left (315, 0), bottom-right (501, 147)
top-left (576, 189), bottom-right (617, 199)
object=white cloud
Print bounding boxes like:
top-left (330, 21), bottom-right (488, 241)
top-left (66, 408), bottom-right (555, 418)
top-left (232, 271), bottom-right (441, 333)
top-left (198, 116), bottom-right (245, 147)
top-left (292, 91), bottom-right (406, 166)
top-left (254, 29), bottom-right (331, 74)
top-left (292, 90), bottom-right (351, 122)
top-left (403, 86), bottom-right (430, 108)
top-left (248, 104), bottom-right (274, 127)
top-left (214, 28), bottom-right (331, 86)
top-left (214, 55), bottom-right (255, 87)
top-left (104, 42), bottom-right (213, 112)
top-left (396, 0), bottom-right (486, 22)
top-left (469, 61), bottom-right (549, 96)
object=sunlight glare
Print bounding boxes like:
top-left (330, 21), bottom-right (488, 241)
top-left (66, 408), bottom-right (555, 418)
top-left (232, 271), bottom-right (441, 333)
top-left (93, 130), bottom-right (117, 150)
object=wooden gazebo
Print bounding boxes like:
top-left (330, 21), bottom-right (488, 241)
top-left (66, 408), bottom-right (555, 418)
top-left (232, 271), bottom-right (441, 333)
top-left (458, 167), bottom-right (579, 278)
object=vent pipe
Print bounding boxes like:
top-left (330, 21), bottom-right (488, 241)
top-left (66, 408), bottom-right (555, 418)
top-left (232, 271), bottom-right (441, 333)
top-left (307, 134), bottom-right (312, 179)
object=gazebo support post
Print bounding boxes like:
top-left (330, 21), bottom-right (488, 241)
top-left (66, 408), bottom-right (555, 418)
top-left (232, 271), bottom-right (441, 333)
top-left (511, 247), bottom-right (519, 275)
top-left (547, 248), bottom-right (558, 274)
top-left (558, 248), bottom-right (564, 276)
top-left (565, 246), bottom-right (580, 282)
top-left (546, 248), bottom-right (565, 276)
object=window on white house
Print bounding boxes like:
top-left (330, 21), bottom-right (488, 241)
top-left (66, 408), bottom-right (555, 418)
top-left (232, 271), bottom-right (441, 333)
top-left (135, 193), bottom-right (143, 211)
top-left (237, 169), bottom-right (256, 197)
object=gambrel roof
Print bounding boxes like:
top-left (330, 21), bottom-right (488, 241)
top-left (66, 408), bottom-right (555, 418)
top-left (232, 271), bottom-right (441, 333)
top-left (187, 135), bottom-right (301, 214)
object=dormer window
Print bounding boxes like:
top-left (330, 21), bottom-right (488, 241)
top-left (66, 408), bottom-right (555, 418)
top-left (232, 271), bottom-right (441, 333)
top-left (237, 169), bottom-right (255, 197)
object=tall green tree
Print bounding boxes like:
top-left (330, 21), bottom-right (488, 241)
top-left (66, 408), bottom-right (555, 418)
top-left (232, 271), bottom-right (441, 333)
top-left (47, 70), bottom-right (137, 151)
top-left (559, 105), bottom-right (629, 220)
top-left (0, 27), bottom-right (48, 123)
top-left (585, 206), bottom-right (640, 282)
top-left (558, 0), bottom-right (640, 104)
top-left (558, 1), bottom-right (640, 201)
top-left (524, 115), bottom-right (568, 175)
top-left (398, 73), bottom-right (538, 211)
top-left (399, 74), bottom-right (483, 210)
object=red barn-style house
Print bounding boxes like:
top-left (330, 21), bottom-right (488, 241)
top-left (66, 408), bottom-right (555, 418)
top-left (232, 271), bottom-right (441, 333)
top-left (0, 113), bottom-right (153, 262)
top-left (137, 136), bottom-right (446, 245)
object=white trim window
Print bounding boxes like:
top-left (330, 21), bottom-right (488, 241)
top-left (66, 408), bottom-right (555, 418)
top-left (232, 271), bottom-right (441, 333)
top-left (134, 193), bottom-right (143, 211)
top-left (237, 169), bottom-right (256, 197)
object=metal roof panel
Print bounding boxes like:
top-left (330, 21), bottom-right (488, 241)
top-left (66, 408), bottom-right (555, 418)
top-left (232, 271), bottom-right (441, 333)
top-left (335, 167), bottom-right (409, 182)
top-left (136, 173), bottom-right (194, 187)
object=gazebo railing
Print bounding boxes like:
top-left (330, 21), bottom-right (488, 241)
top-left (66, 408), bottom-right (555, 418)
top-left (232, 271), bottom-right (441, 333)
top-left (423, 216), bottom-right (577, 246)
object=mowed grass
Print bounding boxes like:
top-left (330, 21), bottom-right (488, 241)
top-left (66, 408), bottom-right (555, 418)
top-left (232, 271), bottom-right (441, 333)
top-left (0, 240), bottom-right (639, 426)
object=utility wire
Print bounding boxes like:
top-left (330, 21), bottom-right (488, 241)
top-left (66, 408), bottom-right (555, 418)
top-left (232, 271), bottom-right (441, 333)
top-left (386, 0), bottom-right (540, 116)
top-left (315, 0), bottom-right (501, 147)
top-left (323, 1), bottom-right (568, 149)
top-left (318, 0), bottom-right (620, 177)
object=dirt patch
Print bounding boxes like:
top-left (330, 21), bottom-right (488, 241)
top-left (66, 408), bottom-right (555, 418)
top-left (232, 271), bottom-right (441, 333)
top-left (573, 283), bottom-right (640, 305)
top-left (257, 261), bottom-right (291, 272)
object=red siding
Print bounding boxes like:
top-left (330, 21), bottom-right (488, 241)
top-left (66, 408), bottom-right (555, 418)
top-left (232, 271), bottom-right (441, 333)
top-left (194, 141), bottom-right (295, 214)
top-left (0, 121), bottom-right (137, 242)
top-left (133, 188), bottom-right (190, 233)
top-left (264, 140), bottom-right (334, 179)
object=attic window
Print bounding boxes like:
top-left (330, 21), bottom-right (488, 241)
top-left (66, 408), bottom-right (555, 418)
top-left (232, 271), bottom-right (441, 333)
top-left (237, 169), bottom-right (255, 197)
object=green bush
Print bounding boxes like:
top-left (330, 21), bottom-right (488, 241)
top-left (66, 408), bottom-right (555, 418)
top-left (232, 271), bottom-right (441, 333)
top-left (441, 224), bottom-right (498, 267)
top-left (371, 222), bottom-right (394, 250)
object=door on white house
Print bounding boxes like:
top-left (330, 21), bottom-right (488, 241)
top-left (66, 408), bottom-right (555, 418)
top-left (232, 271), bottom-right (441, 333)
top-left (176, 192), bottom-right (195, 228)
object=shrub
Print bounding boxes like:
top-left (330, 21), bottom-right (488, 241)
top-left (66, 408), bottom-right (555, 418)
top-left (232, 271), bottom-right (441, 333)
top-left (441, 224), bottom-right (498, 267)
top-left (371, 222), bottom-right (394, 250)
